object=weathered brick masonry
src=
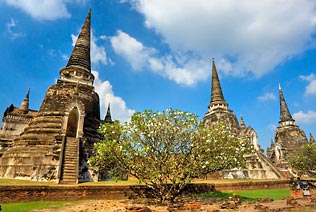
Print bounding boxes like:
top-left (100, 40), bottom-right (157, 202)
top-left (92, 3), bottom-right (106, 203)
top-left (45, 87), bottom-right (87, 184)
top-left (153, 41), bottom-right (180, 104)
top-left (0, 180), bottom-right (289, 203)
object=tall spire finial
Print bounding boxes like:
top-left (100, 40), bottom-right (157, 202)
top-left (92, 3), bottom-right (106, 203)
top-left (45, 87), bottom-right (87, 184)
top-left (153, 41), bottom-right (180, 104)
top-left (67, 8), bottom-right (91, 71)
top-left (104, 103), bottom-right (113, 123)
top-left (278, 84), bottom-right (295, 126)
top-left (60, 8), bottom-right (94, 86)
top-left (209, 58), bottom-right (228, 109)
top-left (20, 88), bottom-right (30, 113)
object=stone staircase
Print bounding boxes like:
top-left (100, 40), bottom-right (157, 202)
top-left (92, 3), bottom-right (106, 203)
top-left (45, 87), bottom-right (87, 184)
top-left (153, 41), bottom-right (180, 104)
top-left (256, 152), bottom-right (285, 179)
top-left (59, 137), bottom-right (79, 184)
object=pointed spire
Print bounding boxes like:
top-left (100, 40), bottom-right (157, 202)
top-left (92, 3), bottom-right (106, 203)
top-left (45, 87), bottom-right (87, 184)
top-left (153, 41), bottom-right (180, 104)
top-left (20, 88), bottom-right (30, 113)
top-left (60, 8), bottom-right (94, 86)
top-left (240, 115), bottom-right (246, 128)
top-left (278, 84), bottom-right (295, 126)
top-left (209, 58), bottom-right (228, 110)
top-left (67, 8), bottom-right (91, 71)
top-left (104, 103), bottom-right (113, 123)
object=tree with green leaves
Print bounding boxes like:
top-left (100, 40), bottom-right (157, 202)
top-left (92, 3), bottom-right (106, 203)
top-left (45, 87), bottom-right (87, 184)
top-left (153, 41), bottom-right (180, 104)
top-left (89, 109), bottom-right (251, 203)
top-left (289, 142), bottom-right (316, 177)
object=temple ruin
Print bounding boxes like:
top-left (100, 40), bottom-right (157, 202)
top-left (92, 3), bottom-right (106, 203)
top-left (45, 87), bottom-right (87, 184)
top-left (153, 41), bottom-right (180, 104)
top-left (0, 9), bottom-right (105, 183)
top-left (0, 9), bottom-right (313, 183)
top-left (203, 59), bottom-right (283, 179)
top-left (267, 84), bottom-right (308, 176)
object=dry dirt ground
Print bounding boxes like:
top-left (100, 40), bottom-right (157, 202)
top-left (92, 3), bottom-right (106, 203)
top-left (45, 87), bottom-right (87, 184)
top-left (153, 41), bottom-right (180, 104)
top-left (33, 198), bottom-right (316, 212)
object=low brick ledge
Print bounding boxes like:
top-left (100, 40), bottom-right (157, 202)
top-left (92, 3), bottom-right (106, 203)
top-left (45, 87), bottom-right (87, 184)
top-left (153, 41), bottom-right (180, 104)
top-left (0, 180), bottom-right (290, 203)
top-left (213, 179), bottom-right (289, 191)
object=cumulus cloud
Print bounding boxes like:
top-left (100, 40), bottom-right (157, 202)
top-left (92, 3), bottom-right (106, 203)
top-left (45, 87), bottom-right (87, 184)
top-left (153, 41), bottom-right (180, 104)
top-left (257, 92), bottom-right (276, 102)
top-left (293, 110), bottom-right (316, 124)
top-left (6, 18), bottom-right (24, 39)
top-left (300, 74), bottom-right (316, 96)
top-left (127, 0), bottom-right (316, 78)
top-left (4, 0), bottom-right (87, 20)
top-left (110, 30), bottom-right (210, 86)
top-left (92, 71), bottom-right (135, 122)
top-left (110, 30), bottom-right (155, 70)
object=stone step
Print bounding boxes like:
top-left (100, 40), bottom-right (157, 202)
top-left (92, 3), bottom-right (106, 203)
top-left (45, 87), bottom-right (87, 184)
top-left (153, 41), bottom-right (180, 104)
top-left (63, 156), bottom-right (78, 160)
top-left (64, 155), bottom-right (77, 158)
top-left (62, 172), bottom-right (76, 176)
top-left (61, 171), bottom-right (76, 176)
top-left (61, 170), bottom-right (76, 174)
top-left (64, 146), bottom-right (77, 149)
top-left (64, 149), bottom-right (77, 152)
top-left (65, 146), bottom-right (77, 149)
top-left (63, 161), bottom-right (77, 165)
top-left (61, 175), bottom-right (77, 180)
top-left (64, 148), bottom-right (77, 151)
top-left (58, 137), bottom-right (79, 184)
top-left (64, 156), bottom-right (77, 159)
top-left (62, 168), bottom-right (76, 172)
top-left (65, 147), bottom-right (77, 149)
top-left (62, 163), bottom-right (77, 168)
top-left (62, 174), bottom-right (76, 178)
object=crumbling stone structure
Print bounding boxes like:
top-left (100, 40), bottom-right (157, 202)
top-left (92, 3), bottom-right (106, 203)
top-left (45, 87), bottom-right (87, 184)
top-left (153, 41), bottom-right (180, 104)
top-left (0, 89), bottom-right (37, 157)
top-left (203, 58), bottom-right (283, 179)
top-left (0, 9), bottom-right (104, 183)
top-left (267, 84), bottom-right (308, 175)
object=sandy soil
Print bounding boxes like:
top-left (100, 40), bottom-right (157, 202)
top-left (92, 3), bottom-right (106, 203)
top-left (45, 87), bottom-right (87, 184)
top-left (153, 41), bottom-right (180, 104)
top-left (32, 198), bottom-right (316, 212)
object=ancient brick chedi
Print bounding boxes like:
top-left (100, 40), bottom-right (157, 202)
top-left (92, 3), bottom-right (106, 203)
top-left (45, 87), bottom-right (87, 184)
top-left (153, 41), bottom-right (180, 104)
top-left (267, 84), bottom-right (308, 174)
top-left (204, 59), bottom-right (283, 179)
top-left (0, 89), bottom-right (37, 157)
top-left (0, 9), bottom-right (102, 183)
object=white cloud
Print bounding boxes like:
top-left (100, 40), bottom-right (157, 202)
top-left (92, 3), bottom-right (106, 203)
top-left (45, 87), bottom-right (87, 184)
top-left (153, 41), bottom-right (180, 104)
top-left (71, 30), bottom-right (107, 66)
top-left (127, 0), bottom-right (316, 78)
top-left (257, 92), bottom-right (276, 102)
top-left (159, 56), bottom-right (209, 85)
top-left (4, 0), bottom-right (87, 20)
top-left (110, 30), bottom-right (154, 70)
top-left (110, 30), bottom-right (210, 86)
top-left (90, 33), bottom-right (107, 66)
top-left (6, 18), bottom-right (24, 39)
top-left (293, 110), bottom-right (316, 124)
top-left (300, 74), bottom-right (316, 96)
top-left (268, 124), bottom-right (277, 131)
top-left (92, 71), bottom-right (135, 122)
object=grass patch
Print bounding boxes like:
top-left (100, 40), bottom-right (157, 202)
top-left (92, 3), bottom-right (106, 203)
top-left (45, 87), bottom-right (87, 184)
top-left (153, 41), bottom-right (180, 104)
top-left (196, 188), bottom-right (290, 201)
top-left (0, 178), bottom-right (56, 185)
top-left (1, 201), bottom-right (77, 212)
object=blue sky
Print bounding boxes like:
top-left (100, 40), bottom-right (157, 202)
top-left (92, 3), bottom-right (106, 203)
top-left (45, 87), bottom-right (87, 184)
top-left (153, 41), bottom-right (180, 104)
top-left (0, 0), bottom-right (315, 152)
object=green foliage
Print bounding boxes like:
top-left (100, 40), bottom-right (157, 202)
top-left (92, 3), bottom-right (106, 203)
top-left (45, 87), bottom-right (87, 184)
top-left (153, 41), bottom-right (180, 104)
top-left (90, 109), bottom-right (251, 202)
top-left (289, 143), bottom-right (316, 177)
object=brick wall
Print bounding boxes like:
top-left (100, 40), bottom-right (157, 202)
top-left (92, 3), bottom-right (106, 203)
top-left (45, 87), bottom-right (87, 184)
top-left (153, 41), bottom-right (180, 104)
top-left (214, 180), bottom-right (289, 191)
top-left (0, 180), bottom-right (289, 203)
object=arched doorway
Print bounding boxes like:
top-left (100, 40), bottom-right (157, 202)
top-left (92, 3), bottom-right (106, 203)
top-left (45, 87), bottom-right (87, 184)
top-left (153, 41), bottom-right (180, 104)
top-left (66, 107), bottom-right (79, 137)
